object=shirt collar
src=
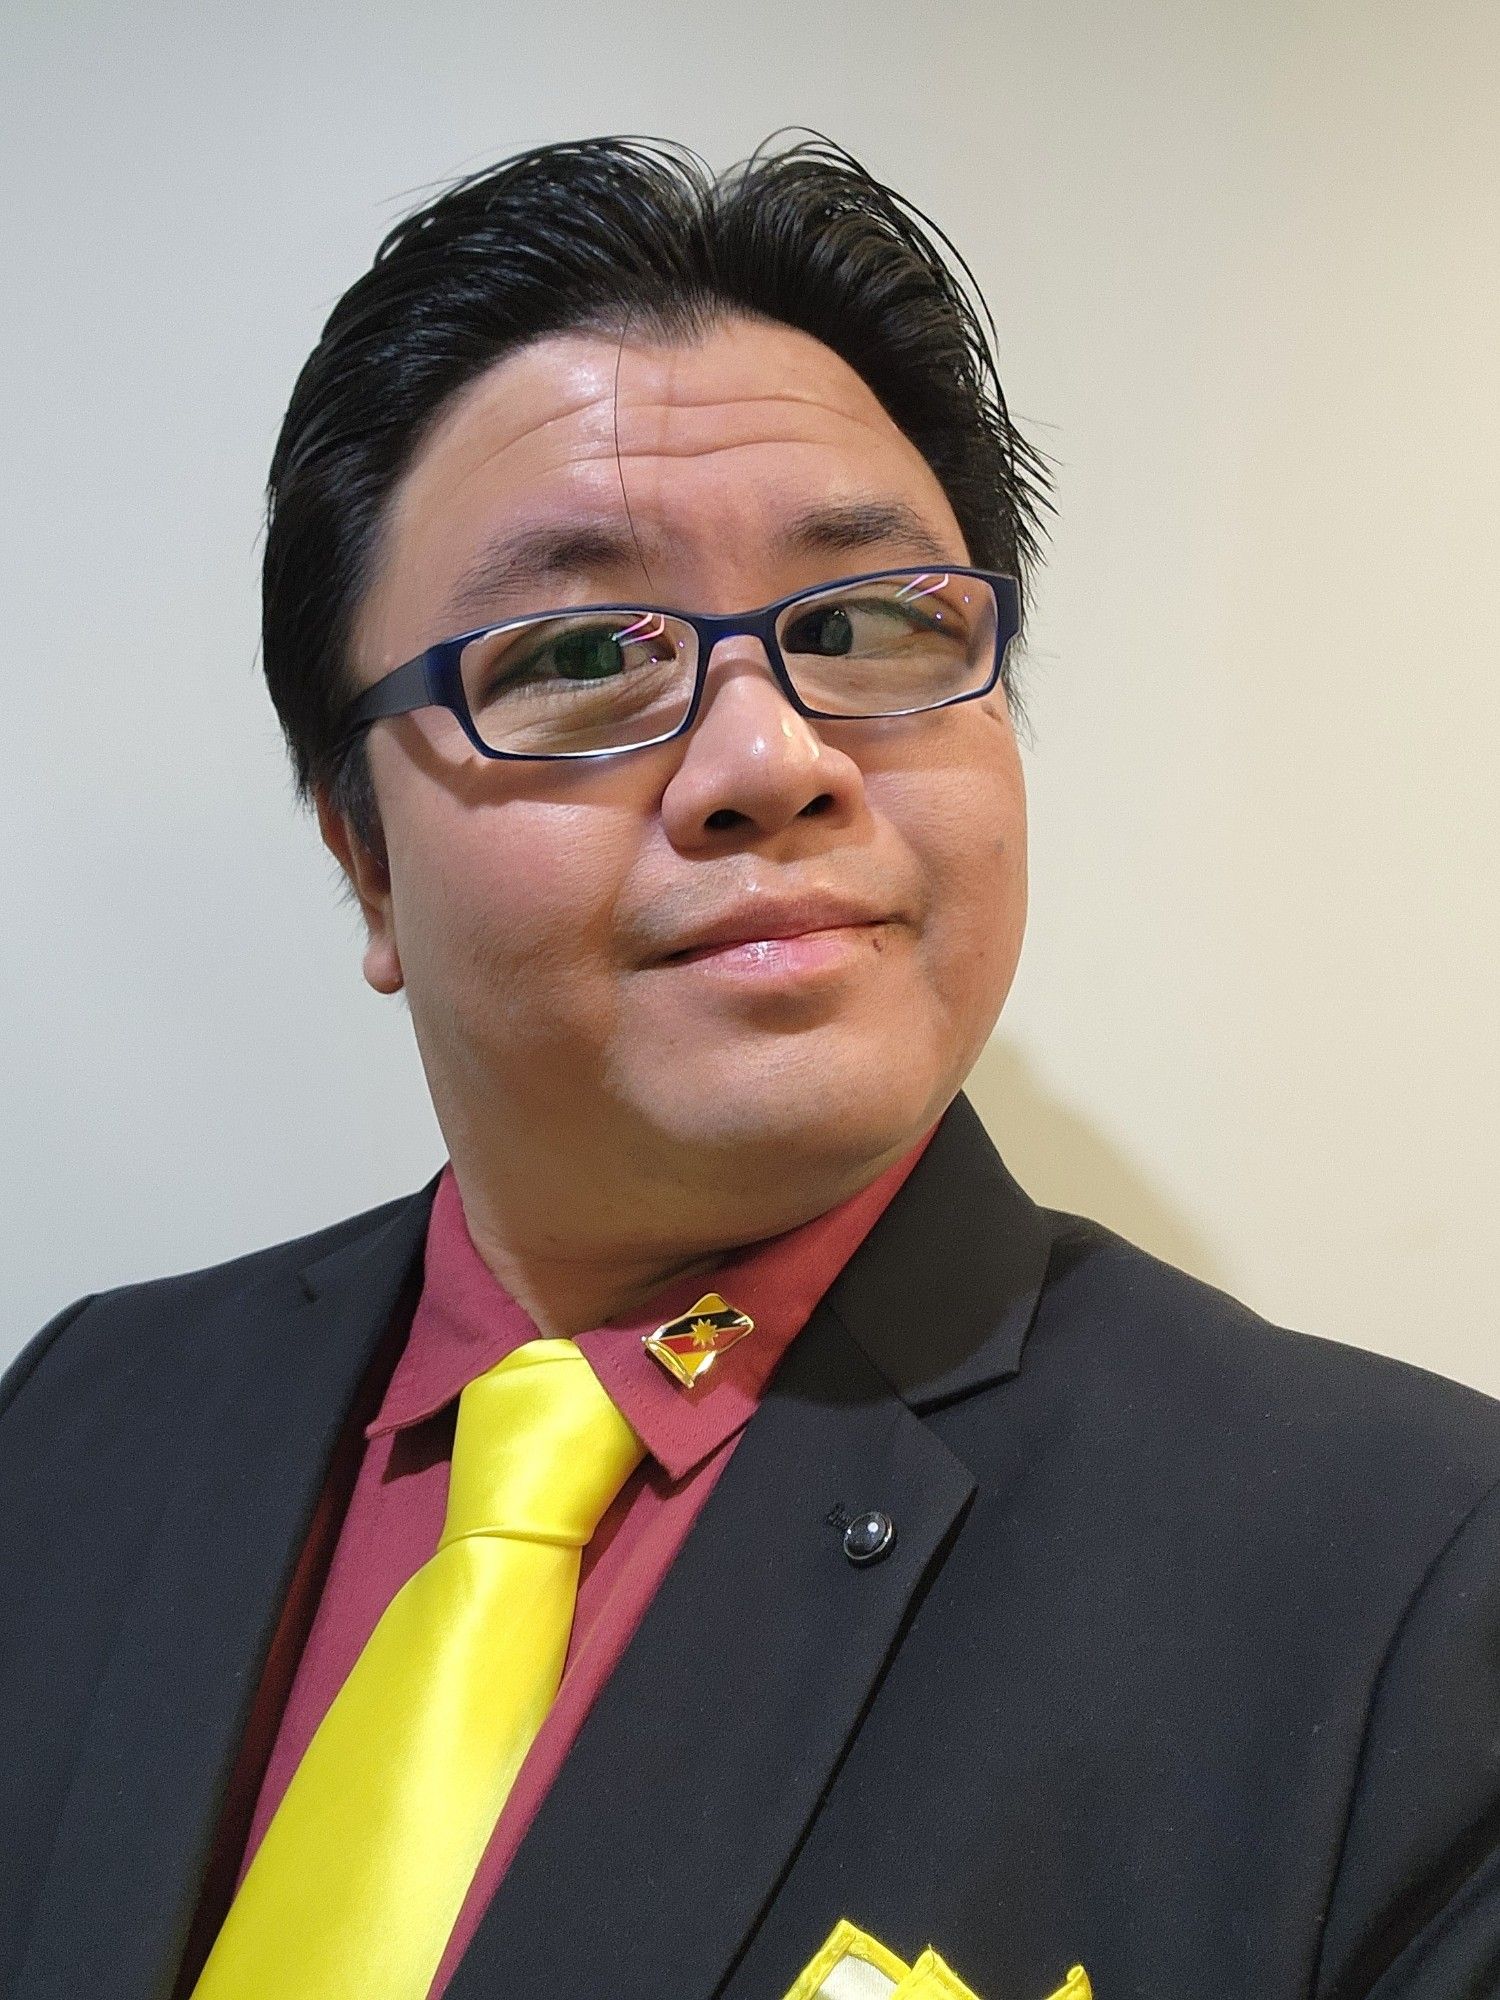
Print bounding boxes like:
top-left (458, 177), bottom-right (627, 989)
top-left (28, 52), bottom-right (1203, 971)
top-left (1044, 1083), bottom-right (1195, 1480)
top-left (365, 1125), bottom-right (941, 1483)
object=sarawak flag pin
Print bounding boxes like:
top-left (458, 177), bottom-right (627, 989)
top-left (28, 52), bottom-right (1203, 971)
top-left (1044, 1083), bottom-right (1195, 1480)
top-left (642, 1293), bottom-right (756, 1388)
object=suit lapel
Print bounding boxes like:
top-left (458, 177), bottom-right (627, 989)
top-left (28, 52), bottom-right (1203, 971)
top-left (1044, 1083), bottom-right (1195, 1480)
top-left (827, 1088), bottom-right (1057, 1412)
top-left (443, 1299), bottom-right (977, 2000)
top-left (13, 1178), bottom-right (440, 2000)
top-left (445, 1091), bottom-right (1056, 2000)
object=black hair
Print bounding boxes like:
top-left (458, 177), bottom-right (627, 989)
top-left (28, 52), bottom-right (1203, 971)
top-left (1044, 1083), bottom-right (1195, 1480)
top-left (261, 129), bottom-right (1052, 856)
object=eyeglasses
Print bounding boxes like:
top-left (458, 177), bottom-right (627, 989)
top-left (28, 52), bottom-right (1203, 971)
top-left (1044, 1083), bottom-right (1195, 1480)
top-left (332, 565), bottom-right (1022, 763)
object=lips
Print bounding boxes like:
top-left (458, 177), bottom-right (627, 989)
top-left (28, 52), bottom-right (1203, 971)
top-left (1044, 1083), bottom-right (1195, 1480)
top-left (656, 895), bottom-right (890, 962)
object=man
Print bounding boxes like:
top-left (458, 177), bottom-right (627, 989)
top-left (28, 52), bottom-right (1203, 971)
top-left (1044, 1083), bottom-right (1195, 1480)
top-left (3, 132), bottom-right (1498, 2000)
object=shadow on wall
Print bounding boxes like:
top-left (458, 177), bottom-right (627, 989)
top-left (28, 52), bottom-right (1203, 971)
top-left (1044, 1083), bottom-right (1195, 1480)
top-left (966, 1037), bottom-right (1235, 1301)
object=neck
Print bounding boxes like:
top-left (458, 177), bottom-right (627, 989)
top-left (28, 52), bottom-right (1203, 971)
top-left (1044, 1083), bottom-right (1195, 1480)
top-left (453, 1226), bottom-right (731, 1341)
top-left (443, 1132), bottom-right (911, 1340)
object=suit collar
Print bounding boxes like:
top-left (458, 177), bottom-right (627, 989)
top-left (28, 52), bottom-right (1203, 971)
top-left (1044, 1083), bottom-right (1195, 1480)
top-left (296, 1166), bottom-right (443, 1306)
top-left (822, 1089), bottom-right (1056, 1411)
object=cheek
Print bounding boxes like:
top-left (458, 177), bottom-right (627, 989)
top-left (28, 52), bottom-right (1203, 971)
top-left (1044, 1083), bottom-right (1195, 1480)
top-left (393, 800), bottom-right (629, 1036)
top-left (888, 745), bottom-right (1028, 1027)
top-left (929, 807), bottom-right (1025, 972)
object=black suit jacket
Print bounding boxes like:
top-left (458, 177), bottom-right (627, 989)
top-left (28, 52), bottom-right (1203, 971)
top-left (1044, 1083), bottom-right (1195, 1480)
top-left (5, 1092), bottom-right (1500, 2000)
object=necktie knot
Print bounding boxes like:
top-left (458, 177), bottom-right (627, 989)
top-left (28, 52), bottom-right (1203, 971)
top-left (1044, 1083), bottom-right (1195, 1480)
top-left (439, 1337), bottom-right (644, 1551)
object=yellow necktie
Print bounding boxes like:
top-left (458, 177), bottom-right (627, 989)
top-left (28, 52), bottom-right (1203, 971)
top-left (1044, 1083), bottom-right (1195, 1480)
top-left (190, 1336), bottom-right (646, 2000)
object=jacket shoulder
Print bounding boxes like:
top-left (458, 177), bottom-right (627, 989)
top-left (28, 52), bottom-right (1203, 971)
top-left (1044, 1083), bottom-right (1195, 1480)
top-left (1029, 1205), bottom-right (1500, 1506)
top-left (2, 1178), bottom-right (436, 1418)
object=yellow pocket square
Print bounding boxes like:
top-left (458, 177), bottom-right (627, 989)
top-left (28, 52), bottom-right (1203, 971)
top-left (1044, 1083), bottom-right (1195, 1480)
top-left (781, 1917), bottom-right (1092, 2000)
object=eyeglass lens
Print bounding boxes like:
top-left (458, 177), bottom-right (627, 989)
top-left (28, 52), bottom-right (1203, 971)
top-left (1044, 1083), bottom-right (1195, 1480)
top-left (456, 570), bottom-right (1000, 757)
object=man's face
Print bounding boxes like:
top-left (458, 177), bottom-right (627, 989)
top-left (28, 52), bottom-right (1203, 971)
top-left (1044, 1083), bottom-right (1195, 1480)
top-left (329, 315), bottom-right (1028, 1242)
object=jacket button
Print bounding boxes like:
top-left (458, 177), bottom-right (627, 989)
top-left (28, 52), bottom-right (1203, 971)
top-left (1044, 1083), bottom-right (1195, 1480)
top-left (843, 1510), bottom-right (896, 1565)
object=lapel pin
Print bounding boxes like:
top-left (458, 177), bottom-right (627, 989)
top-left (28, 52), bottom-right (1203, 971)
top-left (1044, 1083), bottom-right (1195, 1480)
top-left (642, 1292), bottom-right (755, 1388)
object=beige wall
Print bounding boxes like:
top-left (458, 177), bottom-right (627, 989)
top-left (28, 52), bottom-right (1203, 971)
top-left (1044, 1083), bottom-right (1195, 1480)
top-left (3, 0), bottom-right (1496, 1389)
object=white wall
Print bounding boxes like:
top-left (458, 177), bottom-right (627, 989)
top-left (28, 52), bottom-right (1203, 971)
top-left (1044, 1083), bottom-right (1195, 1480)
top-left (4, 0), bottom-right (1496, 1390)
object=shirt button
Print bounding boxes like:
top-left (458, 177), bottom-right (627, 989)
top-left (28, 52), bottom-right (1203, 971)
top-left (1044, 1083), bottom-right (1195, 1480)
top-left (843, 1510), bottom-right (896, 1565)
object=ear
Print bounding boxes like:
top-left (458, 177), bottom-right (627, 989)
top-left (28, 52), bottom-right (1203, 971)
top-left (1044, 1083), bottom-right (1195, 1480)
top-left (314, 782), bottom-right (404, 995)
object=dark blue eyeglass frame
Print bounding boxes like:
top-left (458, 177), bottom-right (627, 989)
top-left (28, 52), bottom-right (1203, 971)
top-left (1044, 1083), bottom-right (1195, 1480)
top-left (331, 565), bottom-right (1023, 763)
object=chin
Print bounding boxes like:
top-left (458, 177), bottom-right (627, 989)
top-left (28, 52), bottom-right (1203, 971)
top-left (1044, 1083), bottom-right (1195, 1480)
top-left (649, 1042), bottom-right (951, 1175)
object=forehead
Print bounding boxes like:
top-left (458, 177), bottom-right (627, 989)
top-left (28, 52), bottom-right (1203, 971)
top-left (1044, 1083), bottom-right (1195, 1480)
top-left (353, 317), bottom-right (965, 672)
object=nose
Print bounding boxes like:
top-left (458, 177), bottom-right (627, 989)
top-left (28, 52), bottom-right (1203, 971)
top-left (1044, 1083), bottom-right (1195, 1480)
top-left (657, 635), bottom-right (867, 852)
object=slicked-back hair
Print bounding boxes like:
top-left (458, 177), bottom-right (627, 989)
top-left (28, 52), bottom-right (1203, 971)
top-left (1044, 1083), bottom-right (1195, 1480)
top-left (262, 129), bottom-right (1052, 856)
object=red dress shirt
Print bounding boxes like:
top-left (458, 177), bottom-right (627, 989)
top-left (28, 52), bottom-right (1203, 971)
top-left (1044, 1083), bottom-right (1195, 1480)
top-left (178, 1126), bottom-right (937, 1998)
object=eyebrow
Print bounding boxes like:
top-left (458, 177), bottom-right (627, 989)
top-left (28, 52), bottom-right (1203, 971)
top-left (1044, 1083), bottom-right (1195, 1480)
top-left (439, 498), bottom-right (957, 624)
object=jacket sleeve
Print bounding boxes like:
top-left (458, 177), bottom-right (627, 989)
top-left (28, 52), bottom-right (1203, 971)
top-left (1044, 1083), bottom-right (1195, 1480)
top-left (1314, 1474), bottom-right (1500, 1998)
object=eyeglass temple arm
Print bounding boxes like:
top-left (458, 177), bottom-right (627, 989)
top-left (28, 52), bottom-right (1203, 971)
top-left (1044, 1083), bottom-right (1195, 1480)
top-left (335, 652), bottom-right (441, 747)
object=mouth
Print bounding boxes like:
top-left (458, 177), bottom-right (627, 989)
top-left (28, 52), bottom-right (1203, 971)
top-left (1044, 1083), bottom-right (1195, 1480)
top-left (658, 921), bottom-right (891, 979)
top-left (662, 919), bottom-right (878, 958)
top-left (653, 889), bottom-right (896, 963)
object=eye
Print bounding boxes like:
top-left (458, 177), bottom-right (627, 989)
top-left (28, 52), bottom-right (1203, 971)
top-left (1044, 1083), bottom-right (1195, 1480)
top-left (547, 626), bottom-right (633, 681)
top-left (783, 604), bottom-right (857, 656)
top-left (473, 613), bottom-right (683, 697)
top-left (782, 591), bottom-right (958, 658)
